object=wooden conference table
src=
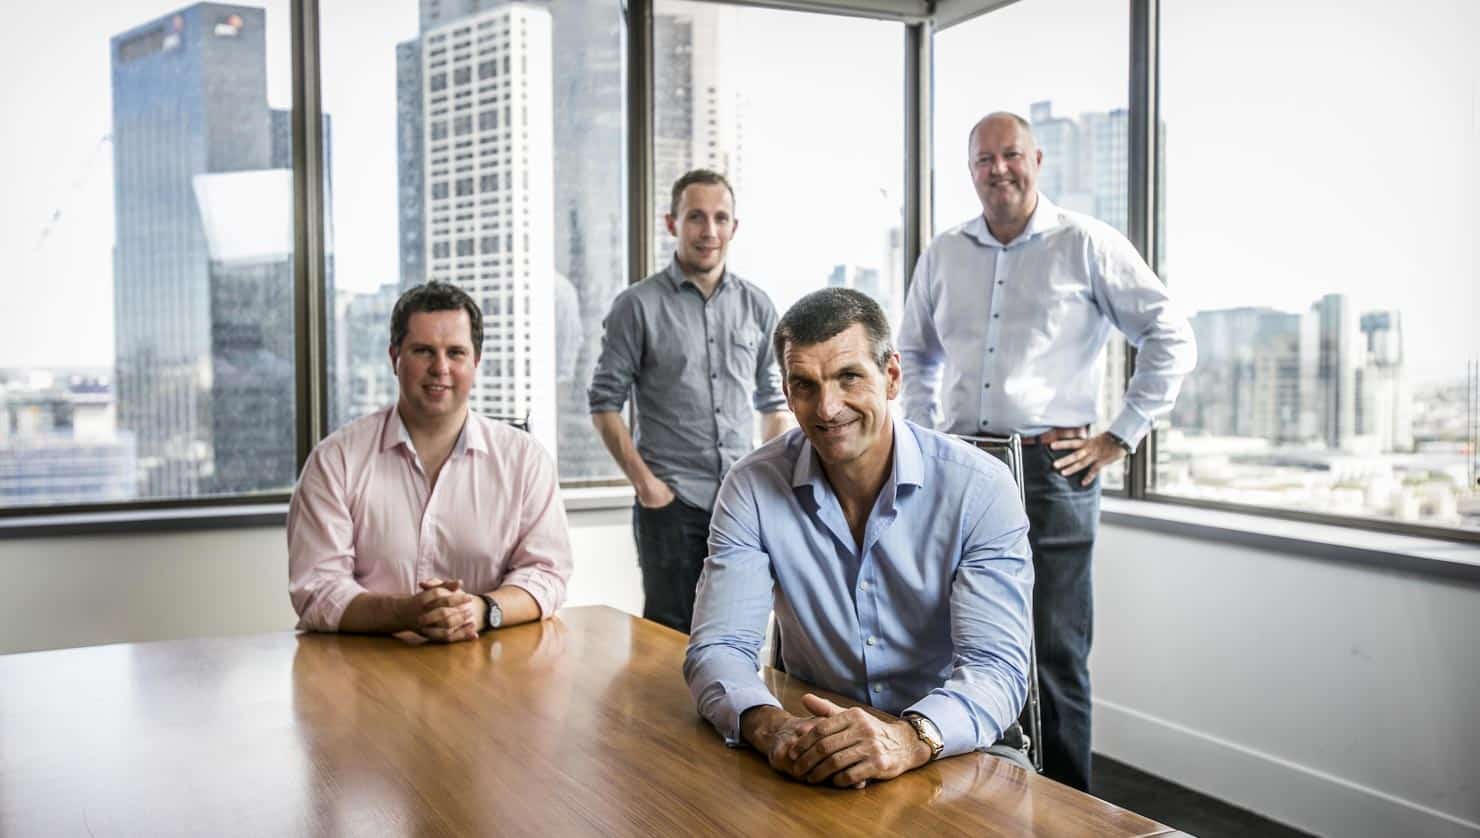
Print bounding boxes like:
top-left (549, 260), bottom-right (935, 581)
top-left (0, 606), bottom-right (1178, 836)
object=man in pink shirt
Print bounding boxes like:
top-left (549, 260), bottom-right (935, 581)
top-left (288, 283), bottom-right (573, 641)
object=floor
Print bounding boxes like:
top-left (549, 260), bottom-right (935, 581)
top-left (1091, 754), bottom-right (1315, 838)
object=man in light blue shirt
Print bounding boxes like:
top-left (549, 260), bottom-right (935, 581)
top-left (685, 288), bottom-right (1034, 788)
top-left (898, 112), bottom-right (1196, 790)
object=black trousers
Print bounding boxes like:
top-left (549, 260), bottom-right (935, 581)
top-left (632, 496), bottom-right (713, 634)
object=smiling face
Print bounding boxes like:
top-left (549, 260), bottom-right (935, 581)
top-left (390, 309), bottom-right (479, 427)
top-left (968, 114), bottom-right (1042, 230)
top-left (665, 182), bottom-right (737, 277)
top-left (783, 323), bottom-right (901, 470)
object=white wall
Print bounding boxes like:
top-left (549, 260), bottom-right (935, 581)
top-left (0, 507), bottom-right (642, 656)
top-left (1093, 522), bottom-right (1480, 838)
top-left (4, 510), bottom-right (1476, 838)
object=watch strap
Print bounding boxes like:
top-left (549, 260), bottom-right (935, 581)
top-left (903, 712), bottom-right (944, 761)
top-left (480, 593), bottom-right (502, 631)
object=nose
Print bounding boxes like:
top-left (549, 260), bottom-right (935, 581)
top-left (430, 352), bottom-right (449, 374)
top-left (816, 383), bottom-right (844, 421)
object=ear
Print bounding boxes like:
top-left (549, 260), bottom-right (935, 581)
top-left (884, 352), bottom-right (902, 401)
top-left (664, 213), bottom-right (678, 238)
top-left (388, 343), bottom-right (400, 372)
top-left (1034, 148), bottom-right (1043, 167)
top-left (730, 216), bottom-right (740, 238)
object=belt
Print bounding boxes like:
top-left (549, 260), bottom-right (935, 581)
top-left (1018, 426), bottom-right (1089, 447)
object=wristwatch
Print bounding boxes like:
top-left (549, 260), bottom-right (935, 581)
top-left (480, 593), bottom-right (502, 631)
top-left (902, 712), bottom-right (944, 761)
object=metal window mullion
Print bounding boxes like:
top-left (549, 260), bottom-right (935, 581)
top-left (1126, 0), bottom-right (1159, 500)
top-left (902, 20), bottom-right (931, 300)
top-left (291, 0), bottom-right (330, 471)
top-left (627, 0), bottom-right (654, 288)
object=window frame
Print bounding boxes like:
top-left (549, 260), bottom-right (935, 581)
top-left (4, 0), bottom-right (1475, 547)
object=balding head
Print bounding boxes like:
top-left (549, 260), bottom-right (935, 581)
top-left (967, 111), bottom-right (1042, 238)
top-left (967, 112), bottom-right (1036, 159)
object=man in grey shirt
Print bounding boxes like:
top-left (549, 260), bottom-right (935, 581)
top-left (589, 169), bottom-right (790, 633)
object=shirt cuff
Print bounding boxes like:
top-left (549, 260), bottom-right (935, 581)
top-left (905, 693), bottom-right (983, 759)
top-left (1107, 405), bottom-right (1152, 451)
top-left (295, 581), bottom-right (364, 633)
top-left (716, 684), bottom-right (783, 747)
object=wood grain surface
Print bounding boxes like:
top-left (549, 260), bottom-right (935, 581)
top-left (0, 605), bottom-right (1174, 836)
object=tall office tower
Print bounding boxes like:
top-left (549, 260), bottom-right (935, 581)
top-left (1028, 101), bottom-right (1092, 216)
top-left (416, 6), bottom-right (558, 455)
top-left (344, 283), bottom-right (402, 421)
top-left (396, 39), bottom-right (426, 292)
top-left (1177, 307), bottom-right (1301, 441)
top-left (1357, 309), bottom-right (1412, 452)
top-left (111, 4), bottom-right (272, 498)
top-left (1302, 293), bottom-right (1361, 450)
top-left (652, 3), bottom-right (741, 264)
top-left (194, 170), bottom-right (295, 492)
top-left (404, 0), bottom-right (626, 480)
top-left (882, 225), bottom-right (904, 326)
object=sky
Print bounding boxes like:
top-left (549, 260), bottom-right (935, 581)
top-left (2, 0), bottom-right (1476, 389)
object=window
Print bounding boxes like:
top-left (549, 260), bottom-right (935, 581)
top-left (933, 0), bottom-right (1130, 490)
top-left (1156, 0), bottom-right (1480, 533)
top-left (652, 1), bottom-right (904, 331)
top-left (321, 0), bottom-right (628, 483)
top-left (0, 3), bottom-right (298, 509)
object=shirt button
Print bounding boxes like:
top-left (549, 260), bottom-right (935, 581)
top-left (714, 407), bottom-right (721, 414)
top-left (984, 383), bottom-right (991, 389)
top-left (997, 280), bottom-right (1004, 285)
top-left (866, 635), bottom-right (877, 646)
top-left (859, 580), bottom-right (870, 591)
top-left (989, 348), bottom-right (995, 353)
top-left (709, 337), bottom-right (715, 343)
top-left (992, 313), bottom-right (1000, 319)
top-left (872, 684), bottom-right (883, 694)
top-left (711, 372), bottom-right (717, 379)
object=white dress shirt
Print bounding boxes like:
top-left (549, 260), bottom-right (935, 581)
top-left (898, 194), bottom-right (1196, 448)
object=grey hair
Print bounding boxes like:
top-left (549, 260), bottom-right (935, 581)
top-left (773, 287), bottom-right (894, 373)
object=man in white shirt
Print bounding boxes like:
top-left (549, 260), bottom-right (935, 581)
top-left (898, 112), bottom-right (1196, 790)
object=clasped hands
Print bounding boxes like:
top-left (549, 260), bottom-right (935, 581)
top-left (400, 578), bottom-right (486, 643)
top-left (743, 694), bottom-right (933, 789)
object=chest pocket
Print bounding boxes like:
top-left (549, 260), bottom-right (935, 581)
top-left (729, 326), bottom-right (763, 379)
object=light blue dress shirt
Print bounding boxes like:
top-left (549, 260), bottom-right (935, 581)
top-left (683, 415), bottom-right (1033, 758)
top-left (898, 194), bottom-right (1196, 448)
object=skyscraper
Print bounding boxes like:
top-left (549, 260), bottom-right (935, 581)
top-left (417, 5), bottom-right (559, 455)
top-left (652, 3), bottom-right (741, 263)
top-left (1357, 309), bottom-right (1412, 452)
top-left (111, 4), bottom-right (273, 498)
top-left (1304, 293), bottom-right (1360, 450)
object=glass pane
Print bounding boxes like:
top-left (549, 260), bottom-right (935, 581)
top-left (0, 2), bottom-right (297, 507)
top-left (650, 1), bottom-right (905, 331)
top-left (932, 0), bottom-right (1130, 489)
top-left (320, 0), bottom-right (628, 484)
top-left (1158, 0), bottom-right (1480, 533)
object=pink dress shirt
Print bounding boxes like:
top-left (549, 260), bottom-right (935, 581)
top-left (287, 406), bottom-right (573, 631)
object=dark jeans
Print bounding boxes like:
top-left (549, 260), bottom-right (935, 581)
top-left (1021, 443), bottom-right (1100, 792)
top-left (632, 496), bottom-right (713, 634)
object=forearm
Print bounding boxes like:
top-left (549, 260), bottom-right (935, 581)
top-left (337, 592), bottom-right (414, 635)
top-left (487, 584), bottom-right (543, 627)
top-left (760, 410), bottom-right (792, 442)
top-left (591, 411), bottom-right (662, 491)
top-left (739, 704), bottom-right (793, 750)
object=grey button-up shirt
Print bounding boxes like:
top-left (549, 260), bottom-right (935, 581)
top-left (589, 259), bottom-right (787, 511)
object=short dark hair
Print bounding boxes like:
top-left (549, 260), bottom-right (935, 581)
top-left (669, 168), bottom-right (735, 217)
top-left (389, 282), bottom-right (484, 359)
top-left (773, 288), bottom-right (894, 373)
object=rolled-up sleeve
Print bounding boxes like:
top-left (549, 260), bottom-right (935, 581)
top-left (286, 445), bottom-right (367, 632)
top-left (904, 473), bottom-right (1034, 758)
top-left (684, 467), bottom-right (780, 745)
top-left (1093, 234), bottom-right (1197, 449)
top-left (587, 290), bottom-right (643, 414)
top-left (751, 300), bottom-right (786, 414)
top-left (898, 248), bottom-right (946, 429)
top-left (499, 440), bottom-right (574, 618)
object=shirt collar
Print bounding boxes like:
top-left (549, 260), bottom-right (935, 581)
top-left (380, 405), bottom-right (481, 458)
top-left (789, 412), bottom-right (925, 498)
top-left (664, 256), bottom-right (731, 296)
top-left (963, 191), bottom-right (1063, 248)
